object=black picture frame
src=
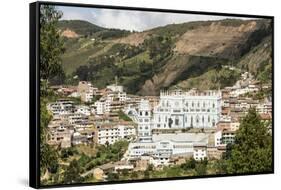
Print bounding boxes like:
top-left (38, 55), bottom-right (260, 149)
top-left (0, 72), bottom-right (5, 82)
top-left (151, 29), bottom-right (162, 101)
top-left (30, 1), bottom-right (274, 189)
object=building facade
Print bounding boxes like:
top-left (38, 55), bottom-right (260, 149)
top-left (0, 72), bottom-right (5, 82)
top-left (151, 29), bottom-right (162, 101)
top-left (126, 133), bottom-right (209, 166)
top-left (95, 123), bottom-right (136, 145)
top-left (135, 90), bottom-right (222, 142)
top-left (153, 90), bottom-right (222, 130)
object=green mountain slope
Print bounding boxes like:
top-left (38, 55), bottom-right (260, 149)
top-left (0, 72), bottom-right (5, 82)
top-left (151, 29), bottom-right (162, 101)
top-left (57, 19), bottom-right (272, 95)
top-left (58, 20), bottom-right (105, 36)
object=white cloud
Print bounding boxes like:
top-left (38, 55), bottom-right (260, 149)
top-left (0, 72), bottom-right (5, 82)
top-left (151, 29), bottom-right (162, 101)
top-left (58, 6), bottom-right (251, 32)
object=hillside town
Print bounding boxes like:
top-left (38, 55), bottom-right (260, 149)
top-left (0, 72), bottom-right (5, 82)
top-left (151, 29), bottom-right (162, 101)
top-left (45, 70), bottom-right (272, 180)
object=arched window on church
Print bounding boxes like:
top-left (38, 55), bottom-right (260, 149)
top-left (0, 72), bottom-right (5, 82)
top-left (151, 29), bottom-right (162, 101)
top-left (212, 119), bottom-right (216, 127)
top-left (196, 115), bottom-right (199, 123)
top-left (203, 102), bottom-right (206, 108)
top-left (213, 102), bottom-right (215, 108)
top-left (197, 102), bottom-right (200, 107)
top-left (175, 116), bottom-right (179, 125)
top-left (202, 116), bottom-right (204, 123)
top-left (192, 102), bottom-right (194, 107)
top-left (208, 116), bottom-right (210, 123)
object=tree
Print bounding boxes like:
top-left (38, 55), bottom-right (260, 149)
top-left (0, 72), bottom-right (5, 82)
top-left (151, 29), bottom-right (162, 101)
top-left (40, 99), bottom-right (59, 176)
top-left (63, 159), bottom-right (83, 184)
top-left (130, 171), bottom-right (139, 179)
top-left (195, 158), bottom-right (208, 175)
top-left (181, 157), bottom-right (196, 170)
top-left (226, 108), bottom-right (272, 173)
top-left (107, 172), bottom-right (119, 181)
top-left (40, 5), bottom-right (65, 82)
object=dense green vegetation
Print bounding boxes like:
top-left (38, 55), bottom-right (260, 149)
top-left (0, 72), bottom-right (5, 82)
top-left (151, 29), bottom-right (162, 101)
top-left (40, 99), bottom-right (59, 180)
top-left (176, 66), bottom-right (241, 90)
top-left (40, 5), bottom-right (65, 85)
top-left (237, 35), bottom-right (272, 84)
top-left (39, 5), bottom-right (64, 185)
top-left (70, 32), bottom-right (175, 93)
top-left (224, 108), bottom-right (272, 173)
top-left (58, 20), bottom-right (131, 39)
top-left (58, 20), bottom-right (105, 37)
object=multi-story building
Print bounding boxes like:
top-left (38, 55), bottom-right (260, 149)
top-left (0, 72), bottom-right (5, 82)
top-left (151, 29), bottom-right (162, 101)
top-left (95, 123), bottom-right (136, 145)
top-left (137, 99), bottom-right (153, 142)
top-left (58, 113), bottom-right (88, 125)
top-left (48, 124), bottom-right (74, 148)
top-left (256, 102), bottom-right (272, 114)
top-left (81, 92), bottom-right (93, 103)
top-left (75, 105), bottom-right (91, 116)
top-left (94, 101), bottom-right (105, 115)
top-left (78, 81), bottom-right (94, 102)
top-left (106, 84), bottom-right (124, 93)
top-left (126, 133), bottom-right (209, 166)
top-left (193, 144), bottom-right (207, 161)
top-left (214, 129), bottom-right (236, 146)
top-left (94, 91), bottom-right (127, 115)
top-left (47, 99), bottom-right (74, 115)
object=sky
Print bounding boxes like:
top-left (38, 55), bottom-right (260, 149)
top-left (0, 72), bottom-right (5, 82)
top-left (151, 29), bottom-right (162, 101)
top-left (57, 6), bottom-right (252, 32)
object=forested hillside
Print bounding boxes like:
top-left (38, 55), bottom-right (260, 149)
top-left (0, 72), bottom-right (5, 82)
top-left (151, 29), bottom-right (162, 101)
top-left (55, 19), bottom-right (272, 95)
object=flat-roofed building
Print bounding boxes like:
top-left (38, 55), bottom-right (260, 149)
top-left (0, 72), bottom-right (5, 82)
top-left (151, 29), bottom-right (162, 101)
top-left (95, 123), bottom-right (136, 145)
top-left (47, 99), bottom-right (75, 116)
top-left (126, 133), bottom-right (209, 166)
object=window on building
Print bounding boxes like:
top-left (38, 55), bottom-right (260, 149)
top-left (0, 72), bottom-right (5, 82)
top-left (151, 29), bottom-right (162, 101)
top-left (145, 111), bottom-right (148, 116)
top-left (175, 116), bottom-right (179, 125)
top-left (192, 102), bottom-right (194, 107)
top-left (168, 118), bottom-right (173, 128)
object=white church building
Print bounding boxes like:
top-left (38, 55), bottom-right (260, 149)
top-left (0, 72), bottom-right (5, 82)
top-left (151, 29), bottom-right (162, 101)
top-left (136, 89), bottom-right (222, 142)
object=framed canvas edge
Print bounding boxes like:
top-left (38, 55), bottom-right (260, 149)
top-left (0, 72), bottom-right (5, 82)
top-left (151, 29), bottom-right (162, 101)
top-left (29, 1), bottom-right (275, 189)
